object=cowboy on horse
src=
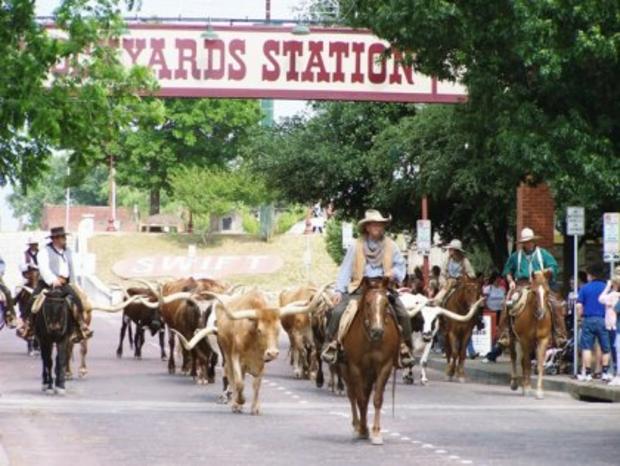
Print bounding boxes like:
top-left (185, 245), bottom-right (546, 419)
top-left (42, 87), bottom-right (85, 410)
top-left (321, 209), bottom-right (415, 368)
top-left (18, 226), bottom-right (93, 343)
top-left (431, 239), bottom-right (476, 306)
top-left (498, 227), bottom-right (567, 347)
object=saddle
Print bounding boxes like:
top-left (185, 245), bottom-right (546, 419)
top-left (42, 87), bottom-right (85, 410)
top-left (336, 297), bottom-right (398, 343)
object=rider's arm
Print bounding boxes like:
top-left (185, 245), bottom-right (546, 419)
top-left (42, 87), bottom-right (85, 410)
top-left (541, 249), bottom-right (559, 280)
top-left (391, 244), bottom-right (406, 285)
top-left (464, 257), bottom-right (476, 279)
top-left (38, 247), bottom-right (57, 286)
top-left (335, 243), bottom-right (356, 294)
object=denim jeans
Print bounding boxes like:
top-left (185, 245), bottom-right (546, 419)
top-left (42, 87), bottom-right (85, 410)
top-left (467, 338), bottom-right (476, 357)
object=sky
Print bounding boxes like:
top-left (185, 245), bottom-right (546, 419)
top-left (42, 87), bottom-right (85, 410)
top-left (0, 0), bottom-right (310, 231)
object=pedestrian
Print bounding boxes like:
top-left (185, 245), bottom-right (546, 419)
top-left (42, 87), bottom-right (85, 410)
top-left (576, 263), bottom-right (613, 382)
top-left (428, 265), bottom-right (443, 298)
top-left (598, 273), bottom-right (620, 382)
top-left (24, 236), bottom-right (39, 268)
top-left (482, 272), bottom-right (508, 363)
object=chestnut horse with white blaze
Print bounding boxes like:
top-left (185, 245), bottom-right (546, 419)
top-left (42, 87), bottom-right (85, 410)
top-left (509, 270), bottom-right (553, 400)
top-left (340, 277), bottom-right (399, 446)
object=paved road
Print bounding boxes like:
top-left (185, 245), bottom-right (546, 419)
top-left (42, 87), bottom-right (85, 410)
top-left (1, 311), bottom-right (619, 466)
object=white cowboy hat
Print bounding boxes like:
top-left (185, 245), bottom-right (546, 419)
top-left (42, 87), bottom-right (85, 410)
top-left (26, 236), bottom-right (38, 245)
top-left (518, 227), bottom-right (542, 243)
top-left (357, 209), bottom-right (392, 228)
top-left (443, 239), bottom-right (466, 253)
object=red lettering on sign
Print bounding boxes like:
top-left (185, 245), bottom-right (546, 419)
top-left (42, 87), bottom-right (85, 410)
top-left (283, 41), bottom-right (303, 81)
top-left (351, 42), bottom-right (365, 83)
top-left (262, 40), bottom-right (280, 81)
top-left (329, 42), bottom-right (349, 83)
top-left (174, 39), bottom-right (200, 80)
top-left (123, 38), bottom-right (146, 65)
top-left (301, 41), bottom-right (330, 83)
top-left (389, 51), bottom-right (414, 85)
top-left (204, 39), bottom-right (226, 80)
top-left (228, 39), bottom-right (246, 81)
top-left (367, 43), bottom-right (387, 84)
top-left (148, 38), bottom-right (172, 80)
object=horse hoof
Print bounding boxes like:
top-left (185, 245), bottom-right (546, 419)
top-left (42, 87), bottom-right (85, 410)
top-left (65, 372), bottom-right (73, 381)
top-left (510, 380), bottom-right (519, 391)
top-left (54, 387), bottom-right (66, 396)
top-left (250, 406), bottom-right (261, 416)
top-left (116, 351), bottom-right (122, 359)
top-left (370, 433), bottom-right (384, 445)
top-left (447, 375), bottom-right (454, 382)
top-left (357, 431), bottom-right (369, 440)
top-left (79, 369), bottom-right (87, 378)
top-left (403, 374), bottom-right (414, 385)
top-left (523, 388), bottom-right (532, 397)
top-left (421, 378), bottom-right (428, 386)
top-left (168, 367), bottom-right (175, 375)
top-left (231, 404), bottom-right (243, 414)
top-left (161, 356), bottom-right (167, 362)
top-left (536, 390), bottom-right (544, 400)
top-left (458, 377), bottom-right (466, 384)
top-left (216, 394), bottom-right (229, 405)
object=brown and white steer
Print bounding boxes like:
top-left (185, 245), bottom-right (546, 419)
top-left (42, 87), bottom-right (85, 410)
top-left (175, 285), bottom-right (329, 414)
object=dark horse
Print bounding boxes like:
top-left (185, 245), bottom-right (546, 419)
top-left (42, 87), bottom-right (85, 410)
top-left (15, 271), bottom-right (40, 355)
top-left (34, 287), bottom-right (77, 395)
top-left (0, 282), bottom-right (17, 331)
top-left (340, 277), bottom-right (399, 445)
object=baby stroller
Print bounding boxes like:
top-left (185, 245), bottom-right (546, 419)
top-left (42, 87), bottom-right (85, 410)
top-left (540, 340), bottom-right (574, 375)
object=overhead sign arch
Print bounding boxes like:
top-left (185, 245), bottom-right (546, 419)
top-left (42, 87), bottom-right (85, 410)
top-left (53, 24), bottom-right (467, 103)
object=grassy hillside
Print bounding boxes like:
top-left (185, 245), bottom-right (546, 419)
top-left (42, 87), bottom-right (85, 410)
top-left (89, 232), bottom-right (339, 291)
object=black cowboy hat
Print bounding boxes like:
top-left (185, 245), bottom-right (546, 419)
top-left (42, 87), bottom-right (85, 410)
top-left (586, 262), bottom-right (607, 280)
top-left (47, 226), bottom-right (71, 238)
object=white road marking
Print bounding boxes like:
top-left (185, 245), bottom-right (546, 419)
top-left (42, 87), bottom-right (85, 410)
top-left (401, 436), bottom-right (411, 441)
top-left (422, 443), bottom-right (434, 449)
top-left (285, 391), bottom-right (292, 395)
top-left (435, 450), bottom-right (446, 454)
top-left (449, 456), bottom-right (460, 460)
top-left (461, 461), bottom-right (473, 465)
top-left (389, 432), bottom-right (400, 437)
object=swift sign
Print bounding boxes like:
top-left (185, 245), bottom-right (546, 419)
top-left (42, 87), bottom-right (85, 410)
top-left (112, 254), bottom-right (284, 279)
top-left (50, 24), bottom-right (467, 103)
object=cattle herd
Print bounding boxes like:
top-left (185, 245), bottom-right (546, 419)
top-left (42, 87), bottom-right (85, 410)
top-left (3, 275), bottom-right (488, 445)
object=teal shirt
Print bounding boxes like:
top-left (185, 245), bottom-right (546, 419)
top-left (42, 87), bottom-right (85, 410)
top-left (502, 247), bottom-right (558, 282)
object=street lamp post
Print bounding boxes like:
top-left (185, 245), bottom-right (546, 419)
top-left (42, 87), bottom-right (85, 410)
top-left (107, 155), bottom-right (117, 232)
top-left (422, 195), bottom-right (429, 287)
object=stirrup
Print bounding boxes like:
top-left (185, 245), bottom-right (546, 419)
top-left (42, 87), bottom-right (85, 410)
top-left (398, 344), bottom-right (415, 368)
top-left (321, 342), bottom-right (339, 365)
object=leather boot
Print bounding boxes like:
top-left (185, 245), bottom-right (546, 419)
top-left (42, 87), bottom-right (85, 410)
top-left (321, 340), bottom-right (339, 365)
top-left (496, 308), bottom-right (510, 347)
top-left (398, 342), bottom-right (415, 368)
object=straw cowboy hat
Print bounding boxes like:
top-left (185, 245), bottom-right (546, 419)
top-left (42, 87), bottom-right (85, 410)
top-left (517, 227), bottom-right (542, 243)
top-left (443, 239), bottom-right (466, 253)
top-left (26, 236), bottom-right (39, 245)
top-left (357, 209), bottom-right (392, 229)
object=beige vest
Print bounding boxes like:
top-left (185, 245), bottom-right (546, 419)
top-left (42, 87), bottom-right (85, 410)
top-left (348, 238), bottom-right (393, 293)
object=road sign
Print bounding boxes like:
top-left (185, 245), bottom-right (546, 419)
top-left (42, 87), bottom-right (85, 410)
top-left (416, 220), bottom-right (432, 254)
top-left (341, 222), bottom-right (354, 250)
top-left (566, 206), bottom-right (585, 236)
top-left (603, 213), bottom-right (620, 262)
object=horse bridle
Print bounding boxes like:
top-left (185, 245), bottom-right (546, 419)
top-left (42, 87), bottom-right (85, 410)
top-left (41, 294), bottom-right (72, 336)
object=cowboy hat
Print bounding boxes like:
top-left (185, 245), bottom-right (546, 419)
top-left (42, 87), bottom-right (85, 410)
top-left (517, 227), bottom-right (542, 243)
top-left (47, 226), bottom-right (71, 238)
top-left (26, 236), bottom-right (39, 245)
top-left (443, 239), bottom-right (466, 253)
top-left (357, 209), bottom-right (392, 228)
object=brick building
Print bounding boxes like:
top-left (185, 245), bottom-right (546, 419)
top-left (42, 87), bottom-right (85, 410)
top-left (41, 204), bottom-right (138, 232)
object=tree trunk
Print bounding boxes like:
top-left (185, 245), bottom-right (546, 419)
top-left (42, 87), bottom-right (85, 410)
top-left (149, 188), bottom-right (160, 216)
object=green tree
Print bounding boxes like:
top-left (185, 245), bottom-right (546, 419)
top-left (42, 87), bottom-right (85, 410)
top-left (117, 98), bottom-right (263, 215)
top-left (169, 166), bottom-right (270, 234)
top-left (0, 0), bottom-right (144, 187)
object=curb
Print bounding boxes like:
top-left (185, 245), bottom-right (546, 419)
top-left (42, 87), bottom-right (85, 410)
top-left (426, 358), bottom-right (620, 403)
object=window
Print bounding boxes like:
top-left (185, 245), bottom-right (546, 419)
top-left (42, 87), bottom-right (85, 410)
top-left (222, 217), bottom-right (233, 231)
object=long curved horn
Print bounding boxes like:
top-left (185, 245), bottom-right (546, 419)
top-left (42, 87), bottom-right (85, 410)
top-left (91, 295), bottom-right (146, 313)
top-left (170, 327), bottom-right (217, 351)
top-left (225, 283), bottom-right (245, 295)
top-left (161, 292), bottom-right (194, 304)
top-left (436, 298), bottom-right (485, 322)
top-left (135, 279), bottom-right (163, 306)
top-left (202, 292), bottom-right (258, 320)
top-left (279, 282), bottom-right (332, 317)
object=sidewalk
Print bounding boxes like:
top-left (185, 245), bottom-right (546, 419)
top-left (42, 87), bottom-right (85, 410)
top-left (427, 355), bottom-right (620, 402)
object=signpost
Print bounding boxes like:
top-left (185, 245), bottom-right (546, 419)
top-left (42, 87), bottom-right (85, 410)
top-left (567, 207), bottom-right (584, 377)
top-left (341, 222), bottom-right (354, 251)
top-left (603, 213), bottom-right (620, 271)
top-left (416, 220), bottom-right (432, 255)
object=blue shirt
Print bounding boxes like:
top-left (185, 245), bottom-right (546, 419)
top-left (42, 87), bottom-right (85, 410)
top-left (578, 280), bottom-right (606, 318)
top-left (335, 238), bottom-right (406, 294)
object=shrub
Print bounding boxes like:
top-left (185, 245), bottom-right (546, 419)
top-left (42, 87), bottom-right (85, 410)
top-left (275, 206), bottom-right (306, 235)
top-left (325, 219), bottom-right (346, 265)
top-left (242, 210), bottom-right (260, 236)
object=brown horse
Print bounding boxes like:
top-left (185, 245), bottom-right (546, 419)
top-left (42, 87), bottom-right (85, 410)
top-left (442, 277), bottom-right (484, 382)
top-left (340, 277), bottom-right (399, 445)
top-left (508, 271), bottom-right (553, 400)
